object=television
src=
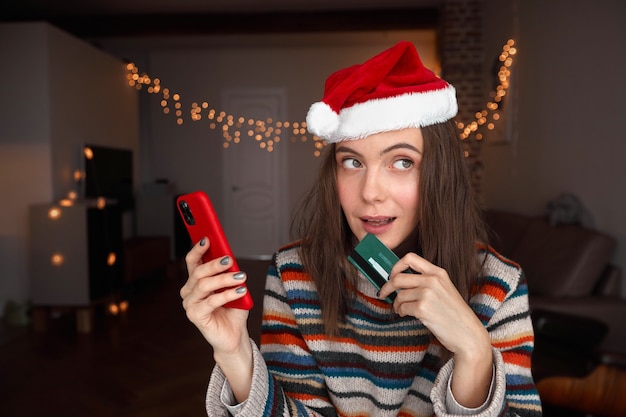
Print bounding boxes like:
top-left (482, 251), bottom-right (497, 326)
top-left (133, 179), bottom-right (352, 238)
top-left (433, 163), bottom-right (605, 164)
top-left (82, 144), bottom-right (134, 211)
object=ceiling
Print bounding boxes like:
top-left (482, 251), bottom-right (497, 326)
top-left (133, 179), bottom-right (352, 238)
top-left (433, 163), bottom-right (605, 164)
top-left (1, 0), bottom-right (442, 38)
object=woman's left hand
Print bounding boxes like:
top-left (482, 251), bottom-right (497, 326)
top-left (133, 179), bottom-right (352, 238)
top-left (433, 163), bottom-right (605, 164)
top-left (378, 252), bottom-right (493, 408)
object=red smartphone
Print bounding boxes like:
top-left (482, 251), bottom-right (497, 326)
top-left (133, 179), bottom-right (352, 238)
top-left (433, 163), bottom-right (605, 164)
top-left (176, 191), bottom-right (253, 310)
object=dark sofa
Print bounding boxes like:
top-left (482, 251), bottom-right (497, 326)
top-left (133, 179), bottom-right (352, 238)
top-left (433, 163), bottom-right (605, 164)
top-left (483, 210), bottom-right (626, 378)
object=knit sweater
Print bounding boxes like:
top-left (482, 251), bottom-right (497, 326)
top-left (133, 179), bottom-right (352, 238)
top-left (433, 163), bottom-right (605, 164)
top-left (206, 242), bottom-right (542, 417)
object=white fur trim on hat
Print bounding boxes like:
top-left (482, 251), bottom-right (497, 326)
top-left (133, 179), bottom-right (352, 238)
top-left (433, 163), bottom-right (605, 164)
top-left (309, 84), bottom-right (457, 143)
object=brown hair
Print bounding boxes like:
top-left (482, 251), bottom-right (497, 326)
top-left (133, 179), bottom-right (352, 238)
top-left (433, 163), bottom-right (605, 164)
top-left (293, 119), bottom-right (488, 336)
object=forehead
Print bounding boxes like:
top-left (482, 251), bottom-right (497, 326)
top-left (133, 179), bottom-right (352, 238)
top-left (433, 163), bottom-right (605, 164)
top-left (335, 128), bottom-right (424, 154)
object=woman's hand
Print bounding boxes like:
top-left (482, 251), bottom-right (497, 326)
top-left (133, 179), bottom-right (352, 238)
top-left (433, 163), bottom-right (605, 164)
top-left (180, 237), bottom-right (253, 402)
top-left (378, 253), bottom-right (493, 408)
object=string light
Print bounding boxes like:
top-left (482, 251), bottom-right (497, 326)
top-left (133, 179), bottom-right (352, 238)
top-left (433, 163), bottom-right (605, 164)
top-left (459, 38), bottom-right (517, 142)
top-left (126, 39), bottom-right (516, 158)
top-left (50, 253), bottom-right (64, 266)
top-left (48, 207), bottom-right (62, 220)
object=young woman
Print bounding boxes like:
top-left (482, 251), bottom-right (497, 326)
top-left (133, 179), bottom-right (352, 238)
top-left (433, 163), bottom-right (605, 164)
top-left (181, 41), bottom-right (542, 416)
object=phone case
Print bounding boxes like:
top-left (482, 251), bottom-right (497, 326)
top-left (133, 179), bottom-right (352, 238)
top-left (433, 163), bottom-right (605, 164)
top-left (176, 191), bottom-right (253, 310)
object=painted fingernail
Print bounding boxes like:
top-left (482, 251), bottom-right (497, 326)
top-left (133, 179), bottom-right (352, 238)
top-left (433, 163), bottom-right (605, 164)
top-left (233, 272), bottom-right (246, 280)
top-left (220, 256), bottom-right (230, 265)
top-left (235, 286), bottom-right (247, 294)
top-left (376, 290), bottom-right (381, 298)
top-left (199, 237), bottom-right (207, 246)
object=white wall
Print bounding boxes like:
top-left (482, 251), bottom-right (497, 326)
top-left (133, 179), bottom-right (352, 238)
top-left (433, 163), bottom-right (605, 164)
top-left (482, 0), bottom-right (626, 295)
top-left (0, 22), bottom-right (139, 313)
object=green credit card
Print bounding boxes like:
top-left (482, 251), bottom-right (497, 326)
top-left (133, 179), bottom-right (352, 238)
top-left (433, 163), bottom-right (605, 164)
top-left (348, 233), bottom-right (398, 303)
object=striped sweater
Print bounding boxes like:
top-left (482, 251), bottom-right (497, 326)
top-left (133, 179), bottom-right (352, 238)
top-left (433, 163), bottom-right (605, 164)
top-left (206, 242), bottom-right (542, 417)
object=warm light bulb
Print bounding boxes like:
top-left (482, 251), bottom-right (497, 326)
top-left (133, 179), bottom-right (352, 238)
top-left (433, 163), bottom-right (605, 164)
top-left (59, 199), bottom-right (73, 207)
top-left (107, 252), bottom-right (117, 266)
top-left (48, 207), bottom-right (61, 220)
top-left (51, 253), bottom-right (64, 266)
top-left (83, 147), bottom-right (93, 160)
top-left (108, 303), bottom-right (119, 315)
top-left (97, 197), bottom-right (106, 209)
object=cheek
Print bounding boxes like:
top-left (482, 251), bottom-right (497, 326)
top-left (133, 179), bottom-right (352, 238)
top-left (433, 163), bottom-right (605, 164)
top-left (399, 188), bottom-right (419, 212)
top-left (394, 177), bottom-right (420, 218)
top-left (336, 177), bottom-right (355, 211)
top-left (336, 175), bottom-right (351, 211)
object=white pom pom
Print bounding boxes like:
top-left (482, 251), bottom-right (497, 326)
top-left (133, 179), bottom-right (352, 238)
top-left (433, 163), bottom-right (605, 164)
top-left (306, 102), bottom-right (339, 141)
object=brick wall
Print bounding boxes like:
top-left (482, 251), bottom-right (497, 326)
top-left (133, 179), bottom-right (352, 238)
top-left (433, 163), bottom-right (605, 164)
top-left (439, 0), bottom-right (485, 194)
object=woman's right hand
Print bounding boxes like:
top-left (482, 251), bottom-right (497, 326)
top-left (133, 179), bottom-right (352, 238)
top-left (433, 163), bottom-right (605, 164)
top-left (181, 237), bottom-right (254, 402)
top-left (180, 236), bottom-right (251, 357)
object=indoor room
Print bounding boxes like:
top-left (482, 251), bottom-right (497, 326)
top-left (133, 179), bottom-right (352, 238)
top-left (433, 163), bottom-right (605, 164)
top-left (1, 0), bottom-right (625, 416)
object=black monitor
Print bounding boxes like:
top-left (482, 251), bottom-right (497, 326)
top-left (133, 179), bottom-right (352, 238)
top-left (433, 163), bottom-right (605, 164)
top-left (82, 144), bottom-right (134, 211)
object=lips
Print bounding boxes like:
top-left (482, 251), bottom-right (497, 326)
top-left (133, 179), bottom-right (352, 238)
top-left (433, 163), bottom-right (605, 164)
top-left (360, 217), bottom-right (396, 236)
top-left (362, 217), bottom-right (395, 226)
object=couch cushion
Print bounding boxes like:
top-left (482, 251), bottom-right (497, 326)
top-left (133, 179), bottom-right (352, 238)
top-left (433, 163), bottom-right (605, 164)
top-left (512, 219), bottom-right (616, 297)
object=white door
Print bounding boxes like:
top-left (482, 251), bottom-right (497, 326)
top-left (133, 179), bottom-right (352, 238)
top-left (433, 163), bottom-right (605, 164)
top-left (220, 88), bottom-right (288, 260)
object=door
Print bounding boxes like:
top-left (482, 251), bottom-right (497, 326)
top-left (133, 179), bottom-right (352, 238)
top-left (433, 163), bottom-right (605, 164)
top-left (220, 88), bottom-right (288, 259)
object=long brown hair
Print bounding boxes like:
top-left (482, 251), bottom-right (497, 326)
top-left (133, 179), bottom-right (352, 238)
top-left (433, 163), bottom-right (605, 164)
top-left (292, 119), bottom-right (488, 336)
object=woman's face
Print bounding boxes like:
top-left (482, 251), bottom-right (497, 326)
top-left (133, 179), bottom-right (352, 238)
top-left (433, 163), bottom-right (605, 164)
top-left (335, 128), bottom-right (423, 250)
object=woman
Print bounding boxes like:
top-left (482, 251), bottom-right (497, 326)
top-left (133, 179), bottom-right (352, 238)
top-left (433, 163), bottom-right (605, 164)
top-left (181, 41), bottom-right (542, 416)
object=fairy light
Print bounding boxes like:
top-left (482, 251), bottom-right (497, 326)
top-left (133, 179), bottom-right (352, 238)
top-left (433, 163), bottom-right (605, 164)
top-left (48, 207), bottom-right (62, 220)
top-left (126, 39), bottom-right (517, 157)
top-left (459, 38), bottom-right (517, 145)
top-left (51, 253), bottom-right (64, 266)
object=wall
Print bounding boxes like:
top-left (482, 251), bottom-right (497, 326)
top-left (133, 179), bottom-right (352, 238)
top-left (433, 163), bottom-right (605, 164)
top-left (0, 23), bottom-right (52, 316)
top-left (481, 0), bottom-right (626, 296)
top-left (0, 22), bottom-right (139, 314)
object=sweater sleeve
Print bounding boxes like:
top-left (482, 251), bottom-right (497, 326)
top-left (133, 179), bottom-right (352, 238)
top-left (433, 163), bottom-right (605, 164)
top-left (206, 338), bottom-right (271, 417)
top-left (204, 251), bottom-right (338, 417)
top-left (431, 253), bottom-right (542, 417)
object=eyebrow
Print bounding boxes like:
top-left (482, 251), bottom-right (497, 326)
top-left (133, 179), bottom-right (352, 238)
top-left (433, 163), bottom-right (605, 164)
top-left (335, 142), bottom-right (422, 157)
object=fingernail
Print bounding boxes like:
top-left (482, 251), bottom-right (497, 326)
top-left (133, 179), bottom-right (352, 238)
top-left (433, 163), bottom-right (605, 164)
top-left (235, 286), bottom-right (247, 294)
top-left (233, 272), bottom-right (245, 280)
top-left (220, 256), bottom-right (230, 265)
top-left (376, 290), bottom-right (381, 298)
top-left (199, 237), bottom-right (207, 246)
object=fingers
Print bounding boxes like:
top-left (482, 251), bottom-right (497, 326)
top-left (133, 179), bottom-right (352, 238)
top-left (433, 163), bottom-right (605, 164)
top-left (181, 262), bottom-right (247, 307)
top-left (184, 236), bottom-right (210, 275)
top-left (390, 252), bottom-right (442, 277)
top-left (377, 253), bottom-right (439, 300)
top-left (377, 253), bottom-right (452, 318)
top-left (182, 277), bottom-right (248, 321)
top-left (180, 237), bottom-right (247, 309)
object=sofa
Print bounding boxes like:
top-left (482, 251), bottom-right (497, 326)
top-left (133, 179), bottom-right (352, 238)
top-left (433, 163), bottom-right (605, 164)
top-left (483, 210), bottom-right (626, 379)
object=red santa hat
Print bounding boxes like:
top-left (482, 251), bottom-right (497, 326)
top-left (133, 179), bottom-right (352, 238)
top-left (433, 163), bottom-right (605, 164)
top-left (306, 41), bottom-right (458, 143)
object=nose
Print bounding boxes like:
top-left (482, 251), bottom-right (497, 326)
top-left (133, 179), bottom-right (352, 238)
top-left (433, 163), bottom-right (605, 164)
top-left (360, 167), bottom-right (386, 203)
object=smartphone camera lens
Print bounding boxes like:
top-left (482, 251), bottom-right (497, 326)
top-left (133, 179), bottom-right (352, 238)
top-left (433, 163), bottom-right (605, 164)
top-left (179, 200), bottom-right (196, 225)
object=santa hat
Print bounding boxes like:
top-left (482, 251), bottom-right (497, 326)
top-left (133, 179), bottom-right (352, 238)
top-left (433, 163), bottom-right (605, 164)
top-left (306, 41), bottom-right (458, 143)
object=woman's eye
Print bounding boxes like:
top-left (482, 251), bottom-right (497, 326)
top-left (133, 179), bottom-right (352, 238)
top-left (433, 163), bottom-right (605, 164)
top-left (392, 159), bottom-right (413, 170)
top-left (342, 158), bottom-right (362, 169)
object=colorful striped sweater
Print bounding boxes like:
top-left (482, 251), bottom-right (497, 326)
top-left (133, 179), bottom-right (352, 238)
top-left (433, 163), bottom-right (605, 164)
top-left (206, 242), bottom-right (542, 417)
